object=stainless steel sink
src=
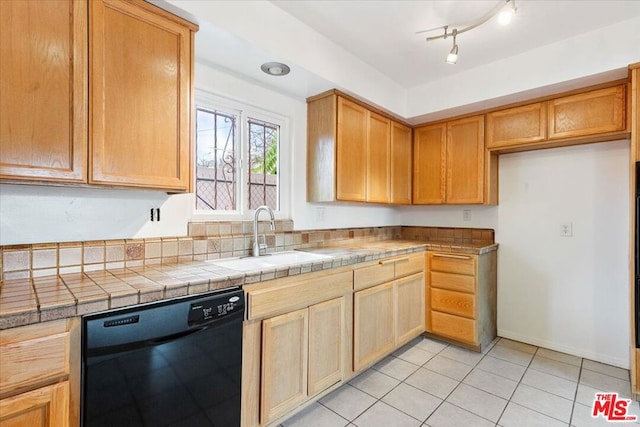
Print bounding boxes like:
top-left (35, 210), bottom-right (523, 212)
top-left (207, 251), bottom-right (333, 272)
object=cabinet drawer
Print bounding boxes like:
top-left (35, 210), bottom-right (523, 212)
top-left (429, 253), bottom-right (476, 276)
top-left (431, 288), bottom-right (475, 318)
top-left (394, 254), bottom-right (425, 279)
top-left (0, 320), bottom-right (70, 395)
top-left (430, 271), bottom-right (475, 293)
top-left (247, 271), bottom-right (352, 320)
top-left (354, 261), bottom-right (395, 291)
top-left (430, 311), bottom-right (476, 345)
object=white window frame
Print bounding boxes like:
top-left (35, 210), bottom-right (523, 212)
top-left (192, 89), bottom-right (291, 220)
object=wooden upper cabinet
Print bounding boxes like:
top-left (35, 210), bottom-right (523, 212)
top-left (0, 0), bottom-right (87, 183)
top-left (548, 85), bottom-right (626, 140)
top-left (89, 0), bottom-right (195, 191)
top-left (366, 112), bottom-right (391, 203)
top-left (486, 103), bottom-right (547, 149)
top-left (413, 124), bottom-right (446, 204)
top-left (336, 97), bottom-right (367, 201)
top-left (390, 122), bottom-right (412, 204)
top-left (307, 91), bottom-right (411, 205)
top-left (446, 115), bottom-right (485, 204)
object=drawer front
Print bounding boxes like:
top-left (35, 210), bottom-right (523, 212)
top-left (429, 252), bottom-right (476, 276)
top-left (0, 320), bottom-right (70, 395)
top-left (430, 311), bottom-right (477, 345)
top-left (430, 271), bottom-right (476, 293)
top-left (394, 253), bottom-right (425, 279)
top-left (247, 271), bottom-right (352, 319)
top-left (354, 261), bottom-right (395, 291)
top-left (431, 288), bottom-right (475, 319)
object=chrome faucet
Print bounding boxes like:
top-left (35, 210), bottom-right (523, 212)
top-left (252, 205), bottom-right (275, 257)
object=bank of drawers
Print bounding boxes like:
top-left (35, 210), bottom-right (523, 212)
top-left (427, 252), bottom-right (478, 346)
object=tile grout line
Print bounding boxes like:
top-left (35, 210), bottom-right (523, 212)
top-left (494, 343), bottom-right (540, 426)
top-left (568, 357), bottom-right (585, 427)
top-left (421, 338), bottom-right (501, 426)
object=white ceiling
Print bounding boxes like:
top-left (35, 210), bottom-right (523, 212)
top-left (269, 0), bottom-right (640, 89)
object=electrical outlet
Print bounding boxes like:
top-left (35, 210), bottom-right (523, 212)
top-left (150, 208), bottom-right (161, 222)
top-left (315, 206), bottom-right (325, 222)
top-left (560, 222), bottom-right (572, 237)
top-left (463, 209), bottom-right (472, 221)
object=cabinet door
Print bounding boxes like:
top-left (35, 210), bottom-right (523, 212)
top-left (90, 0), bottom-right (193, 191)
top-left (336, 97), bottom-right (367, 201)
top-left (308, 297), bottom-right (345, 396)
top-left (390, 121), bottom-right (412, 204)
top-left (366, 112), bottom-right (390, 203)
top-left (354, 282), bottom-right (394, 371)
top-left (446, 116), bottom-right (484, 204)
top-left (0, 0), bottom-right (87, 183)
top-left (548, 85), bottom-right (626, 140)
top-left (0, 381), bottom-right (69, 427)
top-left (395, 273), bottom-right (425, 346)
top-left (413, 124), bottom-right (446, 204)
top-left (261, 308), bottom-right (308, 424)
top-left (486, 103), bottom-right (547, 149)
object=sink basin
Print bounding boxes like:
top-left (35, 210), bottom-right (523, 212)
top-left (207, 251), bottom-right (334, 272)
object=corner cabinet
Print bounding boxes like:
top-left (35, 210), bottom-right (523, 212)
top-left (425, 250), bottom-right (497, 351)
top-left (307, 90), bottom-right (412, 204)
top-left (413, 115), bottom-right (487, 205)
top-left (0, 319), bottom-right (72, 427)
top-left (0, 0), bottom-right (197, 192)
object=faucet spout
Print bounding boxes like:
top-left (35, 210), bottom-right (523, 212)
top-left (253, 205), bottom-right (275, 257)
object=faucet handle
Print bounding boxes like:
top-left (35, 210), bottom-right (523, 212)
top-left (259, 235), bottom-right (267, 250)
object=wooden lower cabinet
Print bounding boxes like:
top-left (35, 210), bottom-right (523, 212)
top-left (354, 282), bottom-right (395, 371)
top-left (0, 381), bottom-right (69, 427)
top-left (260, 308), bottom-right (309, 423)
top-left (395, 273), bottom-right (426, 346)
top-left (426, 251), bottom-right (497, 351)
top-left (0, 319), bottom-right (72, 427)
top-left (308, 298), bottom-right (345, 396)
top-left (354, 271), bottom-right (426, 372)
top-left (260, 296), bottom-right (347, 424)
top-left (258, 297), bottom-right (346, 425)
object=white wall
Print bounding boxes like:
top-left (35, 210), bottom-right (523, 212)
top-left (496, 140), bottom-right (630, 367)
top-left (407, 15), bottom-right (640, 120)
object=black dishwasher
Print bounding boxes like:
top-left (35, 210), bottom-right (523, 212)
top-left (81, 287), bottom-right (244, 427)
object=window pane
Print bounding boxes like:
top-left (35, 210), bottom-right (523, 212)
top-left (248, 119), bottom-right (279, 210)
top-left (195, 108), bottom-right (237, 211)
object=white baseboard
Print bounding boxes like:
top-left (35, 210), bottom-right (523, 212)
top-left (498, 328), bottom-right (630, 370)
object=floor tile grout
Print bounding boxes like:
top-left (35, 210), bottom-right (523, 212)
top-left (282, 336), bottom-right (632, 427)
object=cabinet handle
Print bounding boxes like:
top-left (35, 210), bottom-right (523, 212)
top-left (379, 257), bottom-right (410, 265)
top-left (432, 253), bottom-right (471, 260)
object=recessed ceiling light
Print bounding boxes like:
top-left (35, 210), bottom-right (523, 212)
top-left (261, 62), bottom-right (291, 76)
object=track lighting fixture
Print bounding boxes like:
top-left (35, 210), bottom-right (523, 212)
top-left (417, 0), bottom-right (516, 64)
top-left (445, 29), bottom-right (458, 64)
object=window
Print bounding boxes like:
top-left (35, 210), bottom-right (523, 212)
top-left (194, 91), bottom-right (288, 218)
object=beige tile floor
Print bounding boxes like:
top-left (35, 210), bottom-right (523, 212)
top-left (279, 336), bottom-right (640, 427)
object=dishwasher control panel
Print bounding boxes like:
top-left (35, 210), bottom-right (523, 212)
top-left (188, 291), bottom-right (244, 326)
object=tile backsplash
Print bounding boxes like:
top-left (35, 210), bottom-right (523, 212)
top-left (0, 221), bottom-right (494, 281)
